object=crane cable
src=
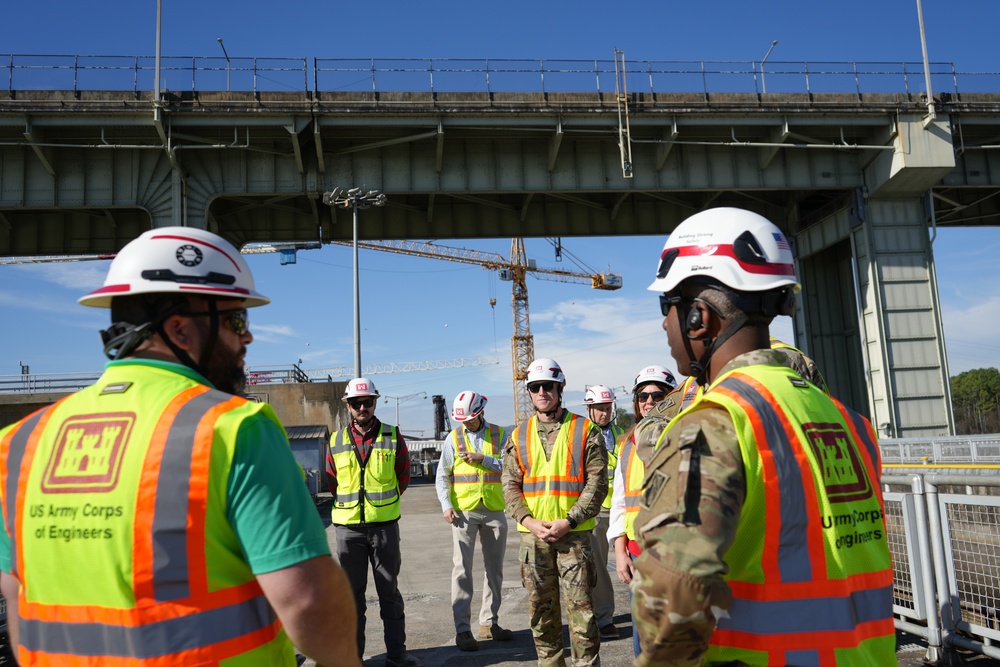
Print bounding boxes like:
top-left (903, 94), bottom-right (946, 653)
top-left (488, 271), bottom-right (498, 355)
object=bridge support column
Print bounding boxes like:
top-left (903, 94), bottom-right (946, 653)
top-left (795, 195), bottom-right (954, 437)
top-left (852, 197), bottom-right (954, 438)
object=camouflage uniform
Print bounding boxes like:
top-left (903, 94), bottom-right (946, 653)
top-left (502, 411), bottom-right (608, 667)
top-left (631, 348), bottom-right (868, 666)
top-left (630, 350), bottom-right (785, 667)
top-left (769, 337), bottom-right (829, 393)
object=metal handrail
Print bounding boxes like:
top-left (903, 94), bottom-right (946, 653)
top-left (2, 54), bottom-right (995, 98)
top-left (880, 435), bottom-right (1000, 464)
top-left (0, 371), bottom-right (101, 394)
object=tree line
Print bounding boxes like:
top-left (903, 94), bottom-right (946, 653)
top-left (951, 368), bottom-right (1000, 435)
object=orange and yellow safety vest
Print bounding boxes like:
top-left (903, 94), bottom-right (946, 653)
top-left (511, 412), bottom-right (596, 533)
top-left (695, 364), bottom-right (896, 666)
top-left (0, 364), bottom-right (293, 666)
top-left (449, 423), bottom-right (505, 512)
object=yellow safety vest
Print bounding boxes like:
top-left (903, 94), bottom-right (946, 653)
top-left (449, 423), bottom-right (505, 512)
top-left (0, 363), bottom-right (294, 666)
top-left (329, 422), bottom-right (401, 525)
top-left (511, 412), bottom-right (596, 533)
top-left (689, 364), bottom-right (896, 666)
top-left (618, 435), bottom-right (646, 542)
top-left (600, 423), bottom-right (624, 509)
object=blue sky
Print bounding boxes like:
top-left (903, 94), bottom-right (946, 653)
top-left (2, 0), bottom-right (999, 433)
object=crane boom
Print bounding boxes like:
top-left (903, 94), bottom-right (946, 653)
top-left (330, 238), bottom-right (621, 423)
top-left (332, 239), bottom-right (623, 290)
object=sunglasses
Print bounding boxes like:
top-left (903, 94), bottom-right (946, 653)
top-left (182, 308), bottom-right (249, 335)
top-left (637, 391), bottom-right (667, 403)
top-left (659, 294), bottom-right (694, 317)
top-left (348, 398), bottom-right (375, 409)
top-left (527, 381), bottom-right (556, 394)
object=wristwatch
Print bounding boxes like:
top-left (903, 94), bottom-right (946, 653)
top-left (566, 516), bottom-right (578, 529)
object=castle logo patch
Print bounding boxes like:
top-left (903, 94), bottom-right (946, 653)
top-left (42, 413), bottom-right (135, 493)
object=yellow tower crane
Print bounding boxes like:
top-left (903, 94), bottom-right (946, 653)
top-left (331, 238), bottom-right (622, 423)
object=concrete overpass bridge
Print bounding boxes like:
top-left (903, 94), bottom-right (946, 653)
top-left (2, 55), bottom-right (1000, 438)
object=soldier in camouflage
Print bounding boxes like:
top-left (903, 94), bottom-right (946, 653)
top-left (502, 358), bottom-right (608, 667)
top-left (648, 338), bottom-right (829, 438)
top-left (631, 208), bottom-right (897, 666)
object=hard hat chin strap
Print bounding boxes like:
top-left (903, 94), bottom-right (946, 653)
top-left (155, 300), bottom-right (219, 381)
top-left (100, 300), bottom-right (187, 360)
top-left (534, 386), bottom-right (564, 419)
top-left (682, 298), bottom-right (748, 387)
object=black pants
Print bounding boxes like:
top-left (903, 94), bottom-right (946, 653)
top-left (334, 521), bottom-right (407, 657)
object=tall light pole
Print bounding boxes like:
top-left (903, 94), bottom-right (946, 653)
top-left (322, 187), bottom-right (388, 378)
top-left (915, 0), bottom-right (936, 121)
top-left (154, 0), bottom-right (162, 101)
top-left (760, 39), bottom-right (778, 94)
top-left (217, 37), bottom-right (231, 92)
top-left (383, 392), bottom-right (427, 429)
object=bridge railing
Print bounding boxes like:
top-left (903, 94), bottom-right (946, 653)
top-left (883, 474), bottom-right (1000, 663)
top-left (880, 435), bottom-right (1000, 465)
top-left (0, 371), bottom-right (101, 395)
top-left (4, 54), bottom-right (997, 98)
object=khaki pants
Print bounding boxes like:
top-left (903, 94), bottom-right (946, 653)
top-left (450, 504), bottom-right (509, 633)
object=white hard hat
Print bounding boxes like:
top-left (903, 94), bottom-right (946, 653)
top-left (632, 365), bottom-right (678, 393)
top-left (647, 208), bottom-right (798, 295)
top-left (452, 391), bottom-right (487, 422)
top-left (525, 358), bottom-right (566, 386)
top-left (79, 227), bottom-right (269, 308)
top-left (343, 378), bottom-right (380, 401)
top-left (583, 385), bottom-right (616, 406)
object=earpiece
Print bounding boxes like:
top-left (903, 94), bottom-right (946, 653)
top-left (686, 307), bottom-right (704, 331)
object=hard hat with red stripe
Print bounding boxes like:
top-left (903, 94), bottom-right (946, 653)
top-left (79, 227), bottom-right (269, 308)
top-left (647, 207), bottom-right (798, 295)
top-left (452, 391), bottom-right (487, 422)
top-left (525, 358), bottom-right (566, 386)
top-left (343, 378), bottom-right (380, 401)
top-left (632, 365), bottom-right (678, 393)
top-left (583, 385), bottom-right (616, 406)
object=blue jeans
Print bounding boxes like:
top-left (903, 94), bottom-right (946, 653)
top-left (628, 552), bottom-right (640, 657)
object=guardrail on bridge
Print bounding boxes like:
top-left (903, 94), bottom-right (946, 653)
top-left (4, 54), bottom-right (999, 97)
top-left (880, 435), bottom-right (1000, 466)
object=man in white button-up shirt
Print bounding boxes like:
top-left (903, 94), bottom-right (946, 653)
top-left (435, 391), bottom-right (514, 652)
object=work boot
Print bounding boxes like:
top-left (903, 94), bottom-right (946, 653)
top-left (455, 631), bottom-right (479, 651)
top-left (479, 624), bottom-right (513, 641)
top-left (385, 652), bottom-right (424, 667)
top-left (599, 623), bottom-right (620, 640)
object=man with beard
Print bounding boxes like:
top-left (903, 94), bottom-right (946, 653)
top-left (326, 377), bottom-right (423, 667)
top-left (0, 227), bottom-right (361, 667)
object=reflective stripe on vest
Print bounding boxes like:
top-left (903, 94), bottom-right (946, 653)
top-left (19, 594), bottom-right (275, 659)
top-left (679, 376), bottom-right (701, 411)
top-left (698, 367), bottom-right (895, 665)
top-left (512, 413), bottom-right (595, 532)
top-left (3, 381), bottom-right (284, 665)
top-left (2, 401), bottom-right (63, 580)
top-left (329, 424), bottom-right (400, 524)
top-left (618, 435), bottom-right (645, 541)
top-left (601, 423), bottom-right (624, 509)
top-left (450, 423), bottom-right (505, 512)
